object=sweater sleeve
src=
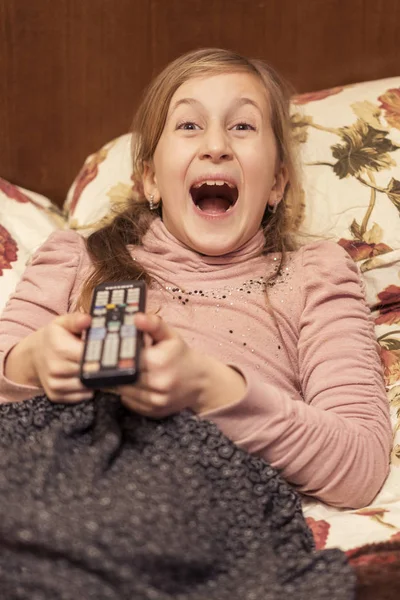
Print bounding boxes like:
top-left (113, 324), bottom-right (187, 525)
top-left (0, 230), bottom-right (88, 403)
top-left (202, 241), bottom-right (392, 509)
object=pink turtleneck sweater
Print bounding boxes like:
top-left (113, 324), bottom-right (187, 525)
top-left (0, 219), bottom-right (392, 508)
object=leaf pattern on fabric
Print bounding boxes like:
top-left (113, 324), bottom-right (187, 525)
top-left (331, 120), bottom-right (398, 179)
top-left (293, 85), bottom-right (400, 272)
top-left (351, 100), bottom-right (386, 130)
top-left (0, 224), bottom-right (18, 276)
top-left (378, 88), bottom-right (400, 130)
top-left (386, 178), bottom-right (400, 213)
top-left (338, 222), bottom-right (392, 261)
top-left (355, 507), bottom-right (398, 530)
top-left (290, 113), bottom-right (314, 144)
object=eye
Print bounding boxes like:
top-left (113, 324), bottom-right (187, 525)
top-left (177, 121), bottom-right (200, 131)
top-left (232, 122), bottom-right (256, 131)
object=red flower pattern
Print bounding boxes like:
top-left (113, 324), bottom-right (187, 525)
top-left (0, 224), bottom-right (18, 275)
top-left (375, 285), bottom-right (400, 325)
top-left (292, 86), bottom-right (344, 105)
top-left (305, 517), bottom-right (330, 549)
top-left (378, 88), bottom-right (400, 130)
top-left (0, 177), bottom-right (32, 203)
top-left (379, 347), bottom-right (400, 387)
top-left (0, 177), bottom-right (50, 211)
top-left (338, 239), bottom-right (392, 262)
top-left (68, 148), bottom-right (109, 216)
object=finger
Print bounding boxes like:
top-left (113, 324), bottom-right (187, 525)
top-left (143, 339), bottom-right (181, 371)
top-left (50, 390), bottom-right (95, 404)
top-left (120, 394), bottom-right (166, 418)
top-left (48, 359), bottom-right (83, 378)
top-left (51, 331), bottom-right (86, 363)
top-left (55, 312), bottom-right (92, 336)
top-left (134, 313), bottom-right (176, 344)
top-left (115, 375), bottom-right (154, 396)
top-left (119, 385), bottom-right (171, 412)
top-left (47, 376), bottom-right (92, 395)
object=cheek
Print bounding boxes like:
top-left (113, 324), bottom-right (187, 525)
top-left (154, 141), bottom-right (190, 182)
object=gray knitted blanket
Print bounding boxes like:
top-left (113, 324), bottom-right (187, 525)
top-left (0, 393), bottom-right (355, 599)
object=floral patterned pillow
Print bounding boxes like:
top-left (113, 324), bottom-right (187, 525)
top-left (64, 134), bottom-right (135, 230)
top-left (292, 76), bottom-right (400, 258)
top-left (0, 178), bottom-right (64, 312)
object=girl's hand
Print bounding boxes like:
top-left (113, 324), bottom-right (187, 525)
top-left (115, 313), bottom-right (246, 418)
top-left (5, 313), bottom-right (94, 403)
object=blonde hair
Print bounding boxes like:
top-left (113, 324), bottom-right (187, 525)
top-left (78, 48), bottom-right (302, 311)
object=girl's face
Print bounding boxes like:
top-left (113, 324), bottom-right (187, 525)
top-left (143, 72), bottom-right (287, 256)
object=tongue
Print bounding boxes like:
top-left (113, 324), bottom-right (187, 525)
top-left (197, 197), bottom-right (231, 214)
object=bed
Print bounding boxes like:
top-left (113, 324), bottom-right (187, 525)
top-left (1, 0), bottom-right (400, 574)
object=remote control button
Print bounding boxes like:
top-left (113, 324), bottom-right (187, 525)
top-left (106, 303), bottom-right (116, 309)
top-left (124, 315), bottom-right (135, 325)
top-left (92, 316), bottom-right (106, 327)
top-left (127, 289), bottom-right (140, 302)
top-left (102, 333), bottom-right (120, 367)
top-left (120, 337), bottom-right (136, 358)
top-left (111, 289), bottom-right (125, 300)
top-left (85, 340), bottom-right (102, 361)
top-left (118, 359), bottom-right (135, 370)
top-left (93, 307), bottom-right (107, 316)
top-left (125, 306), bottom-right (137, 314)
top-left (95, 291), bottom-right (109, 305)
top-left (83, 361), bottom-right (100, 373)
top-left (121, 324), bottom-right (136, 337)
top-left (108, 321), bottom-right (121, 332)
top-left (88, 327), bottom-right (106, 341)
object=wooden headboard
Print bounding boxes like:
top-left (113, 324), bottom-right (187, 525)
top-left (1, 0), bottom-right (399, 208)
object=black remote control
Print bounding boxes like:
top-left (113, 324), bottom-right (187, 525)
top-left (80, 281), bottom-right (146, 388)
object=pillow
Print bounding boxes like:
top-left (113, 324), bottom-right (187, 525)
top-left (64, 135), bottom-right (134, 229)
top-left (292, 76), bottom-right (400, 264)
top-left (0, 177), bottom-right (64, 312)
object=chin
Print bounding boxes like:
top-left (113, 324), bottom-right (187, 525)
top-left (188, 236), bottom-right (242, 257)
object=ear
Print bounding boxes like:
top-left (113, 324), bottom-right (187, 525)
top-left (268, 164), bottom-right (289, 209)
top-left (142, 161), bottom-right (161, 202)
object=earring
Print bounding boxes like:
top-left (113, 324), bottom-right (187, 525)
top-left (149, 194), bottom-right (156, 210)
top-left (267, 202), bottom-right (278, 214)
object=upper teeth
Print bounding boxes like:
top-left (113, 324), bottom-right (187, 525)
top-left (193, 180), bottom-right (235, 188)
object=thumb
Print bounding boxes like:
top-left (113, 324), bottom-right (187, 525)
top-left (134, 313), bottom-right (176, 344)
top-left (55, 312), bottom-right (92, 335)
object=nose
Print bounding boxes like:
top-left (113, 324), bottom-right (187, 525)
top-left (199, 124), bottom-right (233, 162)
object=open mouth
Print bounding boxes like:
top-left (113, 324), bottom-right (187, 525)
top-left (190, 181), bottom-right (239, 215)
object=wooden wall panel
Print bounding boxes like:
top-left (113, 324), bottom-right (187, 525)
top-left (0, 0), bottom-right (399, 206)
top-left (0, 0), bottom-right (151, 205)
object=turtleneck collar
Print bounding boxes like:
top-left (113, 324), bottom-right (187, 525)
top-left (137, 218), bottom-right (266, 273)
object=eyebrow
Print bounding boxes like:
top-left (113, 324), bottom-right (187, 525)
top-left (169, 96), bottom-right (263, 116)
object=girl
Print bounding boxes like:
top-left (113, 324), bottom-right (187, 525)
top-left (0, 48), bottom-right (392, 510)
